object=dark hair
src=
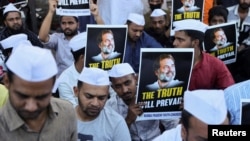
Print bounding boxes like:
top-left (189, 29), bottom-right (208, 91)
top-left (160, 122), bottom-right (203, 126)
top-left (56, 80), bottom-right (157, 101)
top-left (182, 30), bottom-right (205, 49)
top-left (210, 28), bottom-right (224, 40)
top-left (96, 29), bottom-right (114, 45)
top-left (59, 16), bottom-right (79, 23)
top-left (153, 54), bottom-right (175, 71)
top-left (208, 5), bottom-right (228, 23)
top-left (71, 47), bottom-right (85, 62)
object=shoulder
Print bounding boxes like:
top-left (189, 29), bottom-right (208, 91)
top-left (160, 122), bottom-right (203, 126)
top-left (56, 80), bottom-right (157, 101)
top-left (50, 98), bottom-right (75, 114)
top-left (103, 107), bottom-right (124, 121)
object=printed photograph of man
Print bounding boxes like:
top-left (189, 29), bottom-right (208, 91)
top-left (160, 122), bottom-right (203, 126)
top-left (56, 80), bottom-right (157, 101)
top-left (177, 0), bottom-right (200, 13)
top-left (210, 27), bottom-right (232, 51)
top-left (146, 54), bottom-right (184, 91)
top-left (92, 29), bottom-right (121, 62)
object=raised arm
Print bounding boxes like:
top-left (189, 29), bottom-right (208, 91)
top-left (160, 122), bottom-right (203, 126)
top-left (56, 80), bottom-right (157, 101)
top-left (89, 0), bottom-right (104, 24)
top-left (39, 0), bottom-right (57, 43)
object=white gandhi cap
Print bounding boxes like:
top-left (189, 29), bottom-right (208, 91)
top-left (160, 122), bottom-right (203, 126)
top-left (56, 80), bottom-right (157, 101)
top-left (6, 44), bottom-right (58, 82)
top-left (78, 67), bottom-right (110, 86)
top-left (3, 3), bottom-right (20, 15)
top-left (173, 19), bottom-right (208, 33)
top-left (0, 34), bottom-right (28, 50)
top-left (69, 32), bottom-right (87, 52)
top-left (150, 9), bottom-right (166, 17)
top-left (184, 89), bottom-right (227, 125)
top-left (127, 13), bottom-right (145, 26)
top-left (108, 63), bottom-right (135, 78)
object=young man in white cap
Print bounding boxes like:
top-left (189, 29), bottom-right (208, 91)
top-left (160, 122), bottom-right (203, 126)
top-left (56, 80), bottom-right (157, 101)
top-left (125, 13), bottom-right (163, 73)
top-left (57, 32), bottom-right (87, 107)
top-left (172, 19), bottom-right (234, 90)
top-left (145, 8), bottom-right (173, 48)
top-left (0, 3), bottom-right (43, 47)
top-left (74, 67), bottom-right (131, 141)
top-left (0, 44), bottom-right (77, 140)
top-left (0, 33), bottom-right (31, 83)
top-left (153, 89), bottom-right (230, 141)
top-left (107, 63), bottom-right (179, 141)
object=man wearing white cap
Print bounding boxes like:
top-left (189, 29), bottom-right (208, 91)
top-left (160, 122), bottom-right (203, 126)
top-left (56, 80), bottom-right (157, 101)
top-left (144, 0), bottom-right (168, 28)
top-left (172, 19), bottom-right (234, 90)
top-left (74, 67), bottom-right (131, 141)
top-left (0, 3), bottom-right (43, 47)
top-left (125, 13), bottom-right (163, 73)
top-left (153, 89), bottom-right (230, 141)
top-left (57, 32), bottom-right (87, 107)
top-left (0, 45), bottom-right (77, 140)
top-left (0, 33), bottom-right (31, 83)
top-left (145, 9), bottom-right (173, 48)
top-left (107, 63), bottom-right (179, 141)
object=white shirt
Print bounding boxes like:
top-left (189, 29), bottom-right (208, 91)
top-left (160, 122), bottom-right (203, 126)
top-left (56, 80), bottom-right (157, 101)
top-left (97, 0), bottom-right (144, 25)
top-left (42, 33), bottom-right (75, 77)
top-left (105, 95), bottom-right (162, 141)
top-left (77, 107), bottom-right (131, 141)
top-left (57, 64), bottom-right (80, 107)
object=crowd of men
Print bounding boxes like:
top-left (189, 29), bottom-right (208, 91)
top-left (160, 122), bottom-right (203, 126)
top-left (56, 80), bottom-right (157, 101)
top-left (0, 0), bottom-right (250, 141)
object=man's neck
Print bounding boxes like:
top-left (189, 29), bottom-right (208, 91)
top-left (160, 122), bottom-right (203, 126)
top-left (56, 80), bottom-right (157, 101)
top-left (24, 109), bottom-right (48, 133)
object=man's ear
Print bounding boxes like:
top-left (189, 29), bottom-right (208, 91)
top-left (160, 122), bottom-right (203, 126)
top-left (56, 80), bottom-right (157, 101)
top-left (181, 124), bottom-right (187, 140)
top-left (2, 73), bottom-right (10, 89)
top-left (73, 86), bottom-right (78, 97)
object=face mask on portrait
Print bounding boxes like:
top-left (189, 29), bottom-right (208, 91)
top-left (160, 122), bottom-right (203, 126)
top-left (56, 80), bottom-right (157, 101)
top-left (150, 4), bottom-right (162, 11)
top-left (184, 1), bottom-right (194, 7)
top-left (101, 46), bottom-right (113, 54)
top-left (158, 72), bottom-right (173, 82)
top-left (215, 36), bottom-right (227, 46)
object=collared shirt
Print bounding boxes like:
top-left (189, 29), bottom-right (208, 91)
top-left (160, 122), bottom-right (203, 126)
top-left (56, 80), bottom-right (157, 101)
top-left (105, 95), bottom-right (162, 141)
top-left (124, 31), bottom-right (163, 73)
top-left (224, 80), bottom-right (250, 125)
top-left (0, 98), bottom-right (77, 141)
top-left (153, 124), bottom-right (182, 141)
top-left (189, 52), bottom-right (235, 90)
top-left (227, 5), bottom-right (250, 44)
top-left (42, 33), bottom-right (75, 77)
top-left (57, 64), bottom-right (80, 107)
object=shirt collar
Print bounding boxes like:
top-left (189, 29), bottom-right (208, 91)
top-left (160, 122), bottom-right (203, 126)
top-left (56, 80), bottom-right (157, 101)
top-left (234, 5), bottom-right (250, 16)
top-left (3, 98), bottom-right (59, 131)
